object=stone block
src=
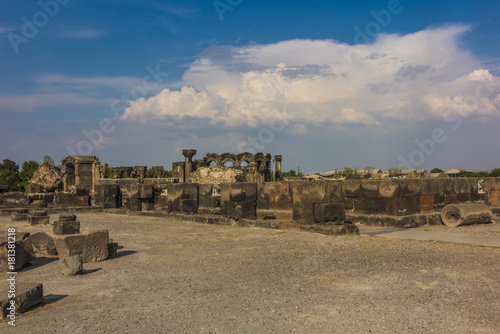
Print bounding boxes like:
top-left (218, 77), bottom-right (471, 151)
top-left (433, 195), bottom-right (446, 211)
top-left (11, 212), bottom-right (28, 221)
top-left (177, 199), bottom-right (197, 214)
top-left (345, 180), bottom-right (361, 198)
top-left (75, 196), bottom-right (90, 206)
top-left (28, 232), bottom-right (57, 256)
top-left (157, 196), bottom-right (171, 212)
top-left (360, 180), bottom-right (380, 197)
top-left (234, 200), bottom-right (256, 220)
top-left (57, 255), bottom-right (83, 275)
top-left (266, 182), bottom-right (293, 210)
top-left (420, 196), bottom-right (434, 213)
top-left (221, 201), bottom-right (236, 219)
top-left (326, 181), bottom-right (345, 201)
top-left (28, 215), bottom-right (50, 226)
top-left (0, 234), bottom-right (36, 272)
top-left (401, 179), bottom-right (422, 197)
top-left (421, 179), bottom-right (438, 196)
top-left (127, 193), bottom-right (141, 212)
top-left (198, 184), bottom-right (213, 197)
top-left (364, 197), bottom-right (387, 214)
top-left (167, 183), bottom-right (198, 201)
top-left (141, 200), bottom-right (155, 211)
top-left (313, 203), bottom-right (345, 225)
top-left (470, 192), bottom-right (487, 203)
top-left (451, 179), bottom-right (461, 194)
top-left (292, 202), bottom-right (314, 224)
top-left (427, 213), bottom-right (442, 226)
top-left (301, 182), bottom-right (328, 203)
top-left (458, 178), bottom-right (470, 194)
top-left (488, 190), bottom-right (500, 206)
top-left (108, 243), bottom-right (118, 259)
top-left (445, 194), bottom-right (458, 205)
top-left (457, 193), bottom-right (471, 203)
top-left (98, 184), bottom-right (120, 209)
top-left (53, 221), bottom-right (80, 235)
top-left (1, 283), bottom-right (44, 319)
top-left (443, 179), bottom-right (454, 194)
top-left (378, 179), bottom-right (399, 198)
top-left (75, 188), bottom-right (89, 196)
top-left (256, 183), bottom-right (270, 210)
top-left (470, 178), bottom-right (479, 194)
top-left (386, 197), bottom-right (420, 216)
top-left (140, 185), bottom-right (154, 199)
top-left (53, 230), bottom-right (109, 263)
top-left (198, 196), bottom-right (220, 209)
top-left (230, 183), bottom-right (257, 202)
top-left (54, 193), bottom-right (76, 206)
top-left (219, 183), bottom-right (231, 203)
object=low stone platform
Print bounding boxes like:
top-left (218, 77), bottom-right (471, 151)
top-left (358, 225), bottom-right (500, 248)
top-left (347, 212), bottom-right (442, 228)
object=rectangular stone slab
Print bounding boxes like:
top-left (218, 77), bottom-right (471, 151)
top-left (0, 283), bottom-right (44, 319)
top-left (53, 230), bottom-right (109, 262)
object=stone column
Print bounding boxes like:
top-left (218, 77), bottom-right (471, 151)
top-left (274, 155), bottom-right (282, 181)
top-left (112, 168), bottom-right (121, 179)
top-left (182, 149), bottom-right (197, 183)
top-left (137, 166), bottom-right (147, 179)
top-left (154, 166), bottom-right (164, 178)
top-left (125, 167), bottom-right (134, 178)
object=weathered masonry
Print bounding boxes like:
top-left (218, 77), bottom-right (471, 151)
top-left (172, 150), bottom-right (282, 183)
top-left (94, 177), bottom-right (499, 229)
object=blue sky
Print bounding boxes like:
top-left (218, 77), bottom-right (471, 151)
top-left (1, 0), bottom-right (499, 173)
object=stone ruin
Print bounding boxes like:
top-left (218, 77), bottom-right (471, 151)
top-left (172, 150), bottom-right (282, 184)
top-left (2, 151), bottom-right (500, 233)
top-left (26, 162), bottom-right (63, 193)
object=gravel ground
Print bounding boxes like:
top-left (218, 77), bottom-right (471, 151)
top-left (1, 212), bottom-right (499, 333)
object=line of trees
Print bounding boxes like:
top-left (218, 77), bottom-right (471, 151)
top-left (102, 164), bottom-right (173, 179)
top-left (0, 157), bottom-right (54, 192)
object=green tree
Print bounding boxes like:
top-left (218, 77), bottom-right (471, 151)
top-left (0, 159), bottom-right (21, 191)
top-left (430, 168), bottom-right (444, 173)
top-left (164, 170), bottom-right (173, 178)
top-left (104, 163), bottom-right (113, 179)
top-left (148, 167), bottom-right (157, 178)
top-left (388, 167), bottom-right (402, 178)
top-left (43, 155), bottom-right (55, 165)
top-left (343, 167), bottom-right (361, 180)
top-left (17, 160), bottom-right (39, 191)
top-left (490, 168), bottom-right (500, 177)
top-left (281, 169), bottom-right (297, 178)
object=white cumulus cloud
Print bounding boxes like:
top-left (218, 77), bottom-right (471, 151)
top-left (121, 25), bottom-right (500, 131)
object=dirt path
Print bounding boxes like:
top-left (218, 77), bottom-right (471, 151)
top-left (1, 213), bottom-right (499, 333)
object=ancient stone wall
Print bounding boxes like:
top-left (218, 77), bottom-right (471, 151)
top-left (92, 177), bottom-right (499, 228)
